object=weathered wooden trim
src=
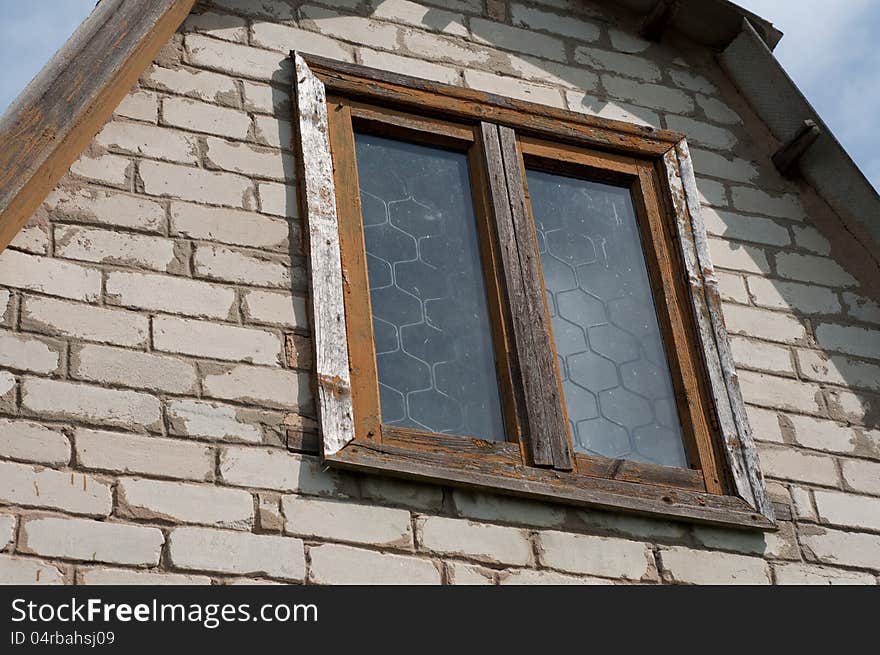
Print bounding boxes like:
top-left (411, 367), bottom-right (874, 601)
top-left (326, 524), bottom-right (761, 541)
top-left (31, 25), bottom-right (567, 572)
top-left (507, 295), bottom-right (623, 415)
top-left (293, 53), bottom-right (354, 457)
top-left (328, 436), bottom-right (775, 530)
top-left (661, 140), bottom-right (774, 521)
top-left (0, 0), bottom-right (197, 252)
top-left (297, 53), bottom-right (681, 158)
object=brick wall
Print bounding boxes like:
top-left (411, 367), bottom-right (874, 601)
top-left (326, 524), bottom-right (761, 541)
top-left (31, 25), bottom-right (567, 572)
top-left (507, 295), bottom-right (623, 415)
top-left (0, 0), bottom-right (878, 585)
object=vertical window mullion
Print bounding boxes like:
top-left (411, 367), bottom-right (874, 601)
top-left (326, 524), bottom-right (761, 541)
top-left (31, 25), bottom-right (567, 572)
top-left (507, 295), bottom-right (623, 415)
top-left (478, 121), bottom-right (573, 471)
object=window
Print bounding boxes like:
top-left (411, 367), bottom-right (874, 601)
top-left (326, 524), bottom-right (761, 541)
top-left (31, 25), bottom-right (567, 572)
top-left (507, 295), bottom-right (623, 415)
top-left (293, 53), bottom-right (774, 530)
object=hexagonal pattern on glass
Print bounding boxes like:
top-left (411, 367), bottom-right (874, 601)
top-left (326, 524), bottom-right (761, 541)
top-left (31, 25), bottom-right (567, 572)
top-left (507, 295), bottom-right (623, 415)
top-left (355, 133), bottom-right (506, 441)
top-left (526, 168), bottom-right (688, 468)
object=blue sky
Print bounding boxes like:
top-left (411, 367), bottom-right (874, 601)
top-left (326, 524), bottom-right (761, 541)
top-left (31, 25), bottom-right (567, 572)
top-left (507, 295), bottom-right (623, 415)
top-left (0, 0), bottom-right (877, 191)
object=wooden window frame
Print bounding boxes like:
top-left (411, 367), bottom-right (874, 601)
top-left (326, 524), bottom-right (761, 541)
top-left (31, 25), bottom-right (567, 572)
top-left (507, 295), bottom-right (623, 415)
top-left (292, 52), bottom-right (775, 530)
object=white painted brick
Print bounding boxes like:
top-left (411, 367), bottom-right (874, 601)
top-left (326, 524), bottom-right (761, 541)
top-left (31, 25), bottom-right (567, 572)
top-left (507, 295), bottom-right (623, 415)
top-left (0, 460), bottom-right (111, 517)
top-left (76, 428), bottom-right (214, 481)
top-left (0, 330), bottom-right (61, 374)
top-left (738, 371), bottom-right (823, 414)
top-left (153, 315), bottom-right (282, 365)
top-left (690, 148), bottom-right (758, 184)
top-left (253, 114), bottom-right (294, 150)
top-left (96, 121), bottom-right (199, 164)
top-left (21, 378), bottom-right (161, 431)
top-left (301, 6), bottom-right (401, 51)
top-left (212, 0), bottom-right (296, 20)
top-left (183, 10), bottom-right (248, 42)
top-left (417, 516), bottom-right (531, 566)
top-left (800, 527), bottom-right (880, 570)
top-left (843, 292), bottom-right (880, 325)
top-left (660, 547), bottom-right (770, 584)
top-left (20, 516), bottom-right (164, 566)
top-left (205, 137), bottom-right (294, 181)
top-left (798, 350), bottom-right (880, 392)
top-left (11, 224), bottom-right (49, 255)
top-left (507, 55), bottom-right (599, 92)
top-left (701, 208), bottom-right (790, 246)
top-left (574, 46), bottom-right (660, 81)
top-left (140, 160), bottom-right (254, 209)
top-left (774, 563), bottom-right (875, 585)
top-left (669, 68), bottom-right (718, 94)
top-left (243, 290), bottom-right (308, 329)
top-left (758, 444), bottom-right (839, 486)
top-left (185, 34), bottom-right (295, 82)
top-left (730, 187), bottom-right (805, 220)
top-left (815, 490), bottom-right (880, 532)
top-left (106, 270), bottom-right (236, 320)
top-left (357, 48), bottom-right (461, 85)
top-left (471, 17), bottom-right (566, 60)
top-left (402, 29), bottom-right (492, 67)
top-left (539, 531), bottom-right (654, 580)
top-left (70, 153), bottom-right (130, 187)
top-left (283, 496), bottom-right (413, 547)
top-left (826, 389), bottom-right (880, 429)
top-left (608, 27), bottom-right (650, 53)
top-left (0, 371), bottom-right (14, 403)
top-left (691, 522), bottom-right (799, 560)
top-left (695, 177), bottom-right (727, 207)
top-left (696, 94), bottom-right (741, 124)
top-left (448, 562), bottom-right (495, 585)
top-left (730, 336), bottom-right (794, 375)
top-left (792, 224), bottom-right (831, 255)
top-left (170, 202), bottom-right (289, 251)
top-left (193, 244), bottom-right (292, 288)
top-left (115, 90), bottom-right (159, 123)
top-left (251, 21), bottom-right (354, 60)
top-left (510, 4), bottom-right (600, 42)
top-left (716, 271), bottom-right (749, 303)
top-left (219, 448), bottom-right (345, 496)
top-left (787, 415), bottom-right (856, 453)
top-left (71, 343), bottom-right (199, 394)
top-left (721, 304), bottom-right (806, 344)
top-left (0, 514), bottom-right (14, 550)
top-left (118, 478), bottom-right (254, 529)
top-left (791, 486), bottom-right (818, 520)
top-left (565, 93), bottom-right (660, 127)
top-left (815, 323), bottom-right (880, 360)
top-left (44, 186), bottom-right (165, 233)
top-left (464, 70), bottom-right (564, 107)
top-left (603, 75), bottom-right (693, 114)
top-left (776, 253), bottom-right (857, 287)
top-left (0, 556), bottom-right (63, 584)
top-left (745, 406), bottom-right (784, 443)
top-left (842, 459), bottom-right (880, 496)
top-left (358, 476), bottom-right (443, 512)
top-left (162, 96), bottom-right (251, 140)
top-left (54, 225), bottom-right (179, 273)
top-left (746, 277), bottom-right (841, 315)
top-left (242, 81), bottom-right (290, 116)
top-left (167, 399), bottom-right (264, 444)
top-left (169, 526), bottom-right (305, 581)
top-left (371, 0), bottom-right (467, 35)
top-left (0, 250), bottom-right (101, 301)
top-left (0, 418), bottom-right (70, 465)
top-left (453, 490), bottom-right (566, 528)
top-left (144, 65), bottom-right (240, 105)
top-left (79, 568), bottom-right (211, 585)
top-left (707, 239), bottom-right (769, 274)
top-left (203, 364), bottom-right (311, 409)
top-left (0, 289), bottom-right (10, 325)
top-left (500, 569), bottom-right (612, 585)
top-left (310, 543), bottom-right (441, 585)
top-left (665, 115), bottom-right (737, 150)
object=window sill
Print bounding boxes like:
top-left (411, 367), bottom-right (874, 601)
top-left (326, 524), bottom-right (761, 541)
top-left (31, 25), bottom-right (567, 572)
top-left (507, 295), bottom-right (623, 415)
top-left (326, 431), bottom-right (777, 532)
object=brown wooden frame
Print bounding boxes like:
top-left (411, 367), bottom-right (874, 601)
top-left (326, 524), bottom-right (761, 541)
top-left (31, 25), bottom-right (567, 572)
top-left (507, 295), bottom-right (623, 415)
top-left (292, 53), bottom-right (775, 530)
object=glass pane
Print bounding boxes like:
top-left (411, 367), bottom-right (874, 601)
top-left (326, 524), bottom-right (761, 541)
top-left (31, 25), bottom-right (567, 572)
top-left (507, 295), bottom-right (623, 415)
top-left (526, 168), bottom-right (688, 468)
top-left (354, 133), bottom-right (506, 441)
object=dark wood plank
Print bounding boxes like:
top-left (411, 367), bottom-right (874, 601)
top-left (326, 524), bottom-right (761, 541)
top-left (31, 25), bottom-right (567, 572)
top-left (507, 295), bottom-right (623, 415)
top-left (0, 0), bottom-right (197, 251)
top-left (328, 437), bottom-right (776, 530)
top-left (298, 53), bottom-right (680, 158)
top-left (498, 126), bottom-right (573, 471)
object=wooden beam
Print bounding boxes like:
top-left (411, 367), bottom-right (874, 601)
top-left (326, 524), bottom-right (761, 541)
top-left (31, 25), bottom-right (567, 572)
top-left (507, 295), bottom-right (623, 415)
top-left (0, 0), bottom-right (197, 252)
top-left (640, 0), bottom-right (681, 42)
top-left (772, 120), bottom-right (821, 178)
